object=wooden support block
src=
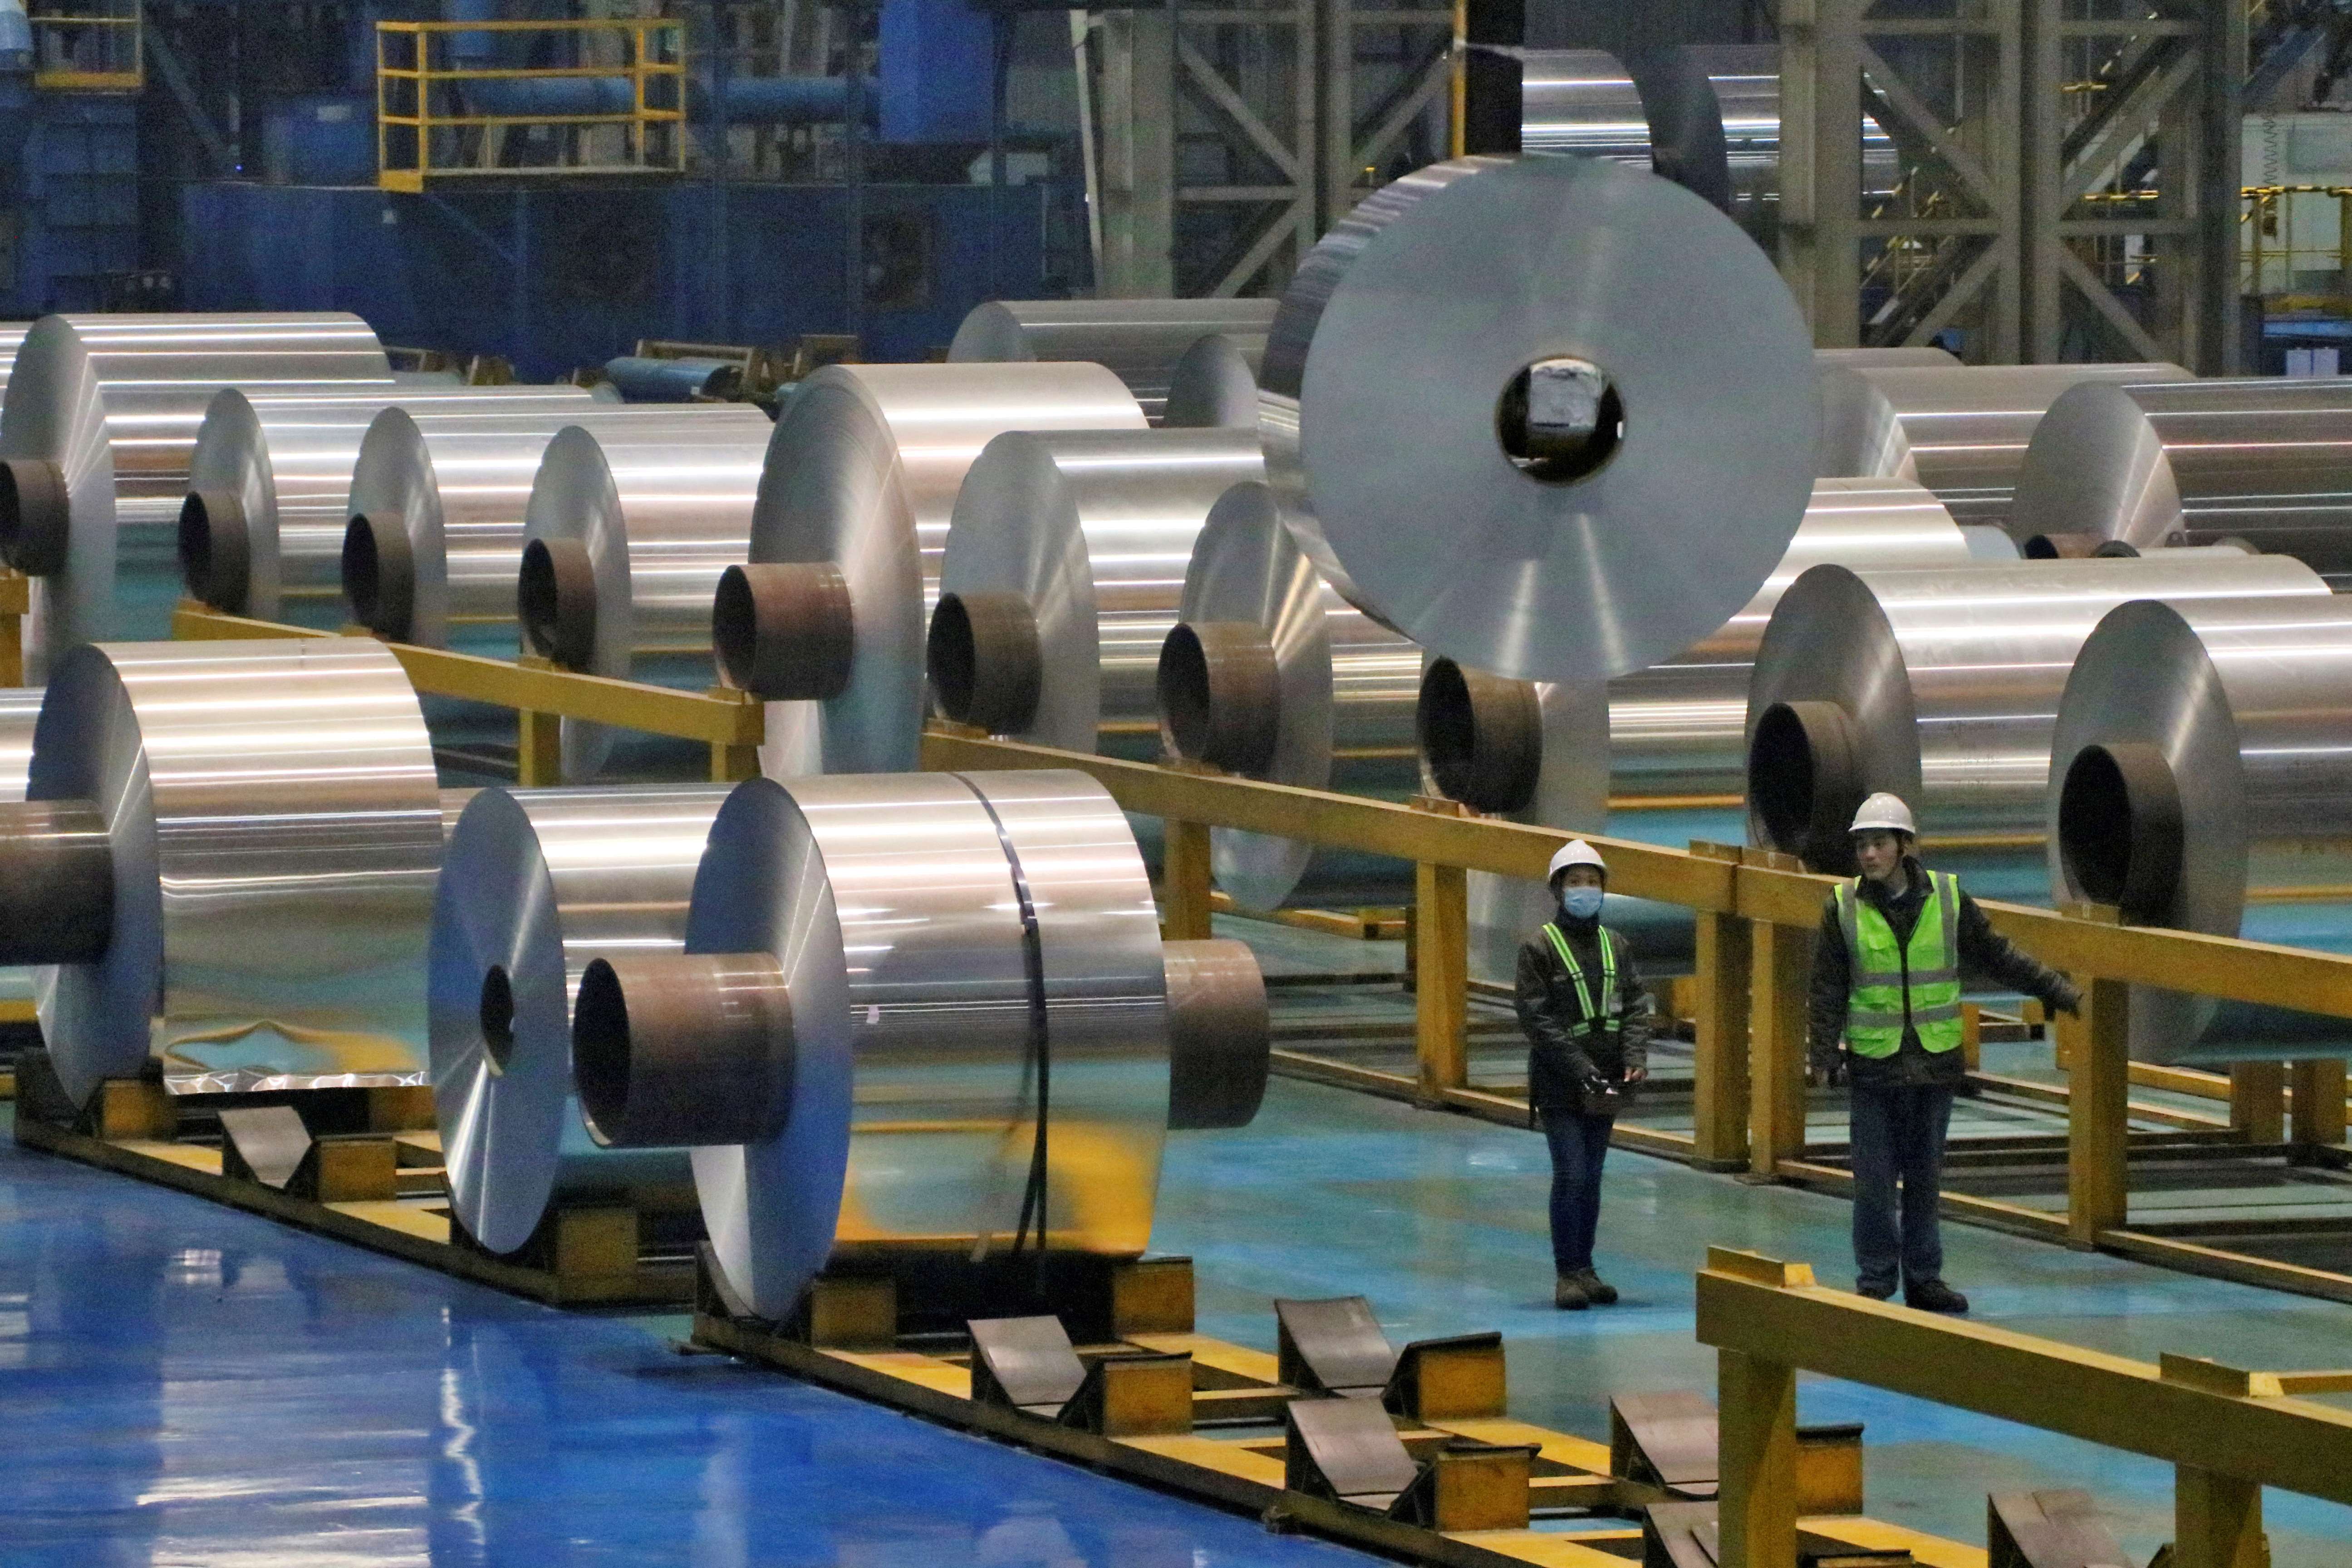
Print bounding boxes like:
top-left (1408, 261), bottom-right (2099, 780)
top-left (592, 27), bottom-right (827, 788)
top-left (1748, 918), bottom-right (1811, 1179)
top-left (1425, 1443), bottom-right (1533, 1533)
top-left (2231, 1062), bottom-right (2286, 1144)
top-left (1108, 1255), bottom-right (1195, 1337)
top-left (306, 1136), bottom-right (398, 1203)
top-left (1717, 1347), bottom-right (1800, 1568)
top-left (1691, 842), bottom-right (1752, 1171)
top-left (96, 1078), bottom-right (176, 1141)
top-left (548, 1206), bottom-right (638, 1284)
top-left (2172, 1464), bottom-right (2265, 1568)
top-left (1085, 1354), bottom-right (1195, 1438)
top-left (366, 1085), bottom-right (437, 1132)
top-left (2062, 976), bottom-right (2131, 1246)
top-left (1390, 1334), bottom-right (1507, 1422)
top-left (1414, 860), bottom-right (1469, 1103)
top-left (2288, 1059), bottom-right (2347, 1149)
top-left (1160, 817), bottom-right (1214, 942)
top-left (798, 1273), bottom-right (898, 1349)
top-left (1794, 1422), bottom-right (1865, 1516)
top-left (1960, 1001), bottom-right (1983, 1073)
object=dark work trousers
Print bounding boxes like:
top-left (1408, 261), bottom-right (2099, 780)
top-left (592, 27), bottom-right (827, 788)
top-left (1848, 1082), bottom-right (1956, 1292)
top-left (1540, 1109), bottom-right (1614, 1274)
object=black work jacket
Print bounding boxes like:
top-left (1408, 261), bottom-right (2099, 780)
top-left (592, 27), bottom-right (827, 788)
top-left (1514, 912), bottom-right (1651, 1116)
top-left (1807, 857), bottom-right (2074, 1089)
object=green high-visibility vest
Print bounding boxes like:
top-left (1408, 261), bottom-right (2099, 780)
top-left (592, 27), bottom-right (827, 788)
top-left (1835, 870), bottom-right (1963, 1057)
top-left (1539, 923), bottom-right (1624, 1042)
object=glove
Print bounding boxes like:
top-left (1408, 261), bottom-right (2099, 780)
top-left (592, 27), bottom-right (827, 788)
top-left (2048, 978), bottom-right (2083, 1018)
top-left (1581, 1072), bottom-right (1623, 1106)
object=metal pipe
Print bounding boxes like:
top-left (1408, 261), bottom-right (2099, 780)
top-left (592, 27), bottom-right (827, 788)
top-left (1746, 556), bottom-right (2332, 875)
top-left (2012, 377), bottom-right (2352, 575)
top-left (731, 364), bottom-right (1145, 776)
top-left (948, 299), bottom-right (1279, 425)
top-left (930, 427), bottom-right (1264, 755)
top-left (2051, 595), bottom-right (2352, 1062)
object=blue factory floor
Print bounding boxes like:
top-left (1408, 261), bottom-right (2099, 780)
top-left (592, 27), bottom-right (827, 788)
top-left (5, 1075), bottom-right (2352, 1564)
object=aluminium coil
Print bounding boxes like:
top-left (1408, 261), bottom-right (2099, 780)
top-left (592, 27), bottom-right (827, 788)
top-left (948, 298), bottom-right (1279, 424)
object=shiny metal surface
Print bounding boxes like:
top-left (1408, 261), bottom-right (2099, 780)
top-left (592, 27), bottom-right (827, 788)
top-left (1259, 155), bottom-right (1816, 684)
top-left (1607, 478), bottom-right (1974, 799)
top-left (0, 686), bottom-right (44, 1008)
top-left (185, 384), bottom-right (591, 624)
top-left (1815, 361), bottom-right (2190, 528)
top-left (432, 784), bottom-right (725, 1253)
top-left (518, 408), bottom-right (776, 778)
top-left (2011, 378), bottom-right (2352, 570)
top-left (937, 427), bottom-right (1263, 753)
top-left (683, 769), bottom-right (1168, 1318)
top-left (1683, 45), bottom-right (1903, 239)
top-left (0, 313), bottom-right (392, 672)
top-left (1163, 332), bottom-right (1266, 430)
top-left (1173, 481), bottom-right (1423, 909)
top-left (1518, 49), bottom-right (1650, 160)
top-left (0, 323), bottom-right (26, 403)
top-left (28, 637), bottom-right (442, 1101)
top-left (1746, 556), bottom-right (2331, 867)
top-left (345, 403), bottom-right (731, 649)
top-left (743, 362), bottom-right (1145, 777)
top-left (2049, 595), bottom-right (2352, 1062)
top-left (947, 298), bottom-right (1279, 424)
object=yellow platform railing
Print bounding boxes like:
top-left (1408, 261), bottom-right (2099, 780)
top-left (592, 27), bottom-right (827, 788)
top-left (375, 17), bottom-right (685, 193)
top-left (1701, 1247), bottom-right (2352, 1568)
top-left (29, 1), bottom-right (142, 92)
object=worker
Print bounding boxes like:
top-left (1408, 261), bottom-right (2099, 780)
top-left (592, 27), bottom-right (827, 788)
top-left (1808, 793), bottom-right (2081, 1312)
top-left (1515, 840), bottom-right (1650, 1310)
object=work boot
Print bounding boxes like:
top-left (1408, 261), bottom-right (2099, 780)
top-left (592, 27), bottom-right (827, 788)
top-left (1554, 1273), bottom-right (1590, 1310)
top-left (1573, 1268), bottom-right (1618, 1306)
top-left (1904, 1279), bottom-right (1969, 1314)
top-left (1856, 1280), bottom-right (1896, 1301)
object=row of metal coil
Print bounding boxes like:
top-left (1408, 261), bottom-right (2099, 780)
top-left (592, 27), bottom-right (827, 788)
top-left (0, 152), bottom-right (2349, 1312)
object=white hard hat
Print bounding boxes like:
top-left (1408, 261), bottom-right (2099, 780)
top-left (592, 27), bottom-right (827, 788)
top-left (1849, 792), bottom-right (1917, 836)
top-left (1547, 839), bottom-right (1607, 882)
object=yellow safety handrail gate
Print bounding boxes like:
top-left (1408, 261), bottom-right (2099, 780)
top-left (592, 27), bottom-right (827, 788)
top-left (28, 0), bottom-right (142, 92)
top-left (375, 17), bottom-right (685, 193)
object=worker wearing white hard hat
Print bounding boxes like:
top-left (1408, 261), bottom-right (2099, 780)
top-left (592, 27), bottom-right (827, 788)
top-left (1515, 839), bottom-right (1651, 1310)
top-left (1807, 792), bottom-right (2081, 1313)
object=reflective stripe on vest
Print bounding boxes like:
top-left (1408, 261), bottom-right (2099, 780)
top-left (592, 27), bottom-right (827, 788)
top-left (1836, 870), bottom-right (1964, 1056)
top-left (1540, 922), bottom-right (1622, 1040)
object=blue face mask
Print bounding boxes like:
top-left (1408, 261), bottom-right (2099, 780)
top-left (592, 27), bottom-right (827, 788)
top-left (1561, 885), bottom-right (1604, 920)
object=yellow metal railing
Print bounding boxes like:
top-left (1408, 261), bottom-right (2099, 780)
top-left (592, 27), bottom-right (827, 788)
top-left (2243, 183), bottom-right (2352, 301)
top-left (375, 17), bottom-right (685, 194)
top-left (29, 1), bottom-right (141, 92)
top-left (1703, 1247), bottom-right (2352, 1568)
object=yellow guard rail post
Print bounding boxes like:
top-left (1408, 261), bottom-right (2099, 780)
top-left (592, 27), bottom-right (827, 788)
top-left (29, 0), bottom-right (142, 92)
top-left (1698, 1246), bottom-right (2352, 1568)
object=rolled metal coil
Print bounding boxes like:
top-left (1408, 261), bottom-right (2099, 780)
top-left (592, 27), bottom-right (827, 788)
top-left (1161, 481), bottom-right (1423, 910)
top-left (0, 312), bottom-right (392, 672)
top-left (1163, 332), bottom-right (1266, 430)
top-left (0, 685), bottom-right (41, 1011)
top-left (1814, 361), bottom-right (2190, 530)
top-left (1745, 556), bottom-right (2331, 875)
top-left (432, 784), bottom-right (728, 1254)
top-left (2051, 595), bottom-right (2352, 1062)
top-left (719, 363), bottom-right (1145, 777)
top-left (947, 298), bottom-right (1278, 424)
top-left (343, 403), bottom-right (769, 651)
top-left (2011, 378), bottom-right (2352, 574)
top-left (931, 428), bottom-right (1264, 755)
top-left (517, 412), bottom-right (777, 779)
top-left (182, 384), bottom-right (593, 625)
top-left (570, 769), bottom-right (1267, 1319)
top-left (22, 637), bottom-right (442, 1103)
top-left (0, 323), bottom-right (26, 403)
top-left (602, 355), bottom-right (744, 403)
top-left (1260, 155), bottom-right (1816, 685)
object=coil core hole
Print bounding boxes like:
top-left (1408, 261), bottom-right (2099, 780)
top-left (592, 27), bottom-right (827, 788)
top-left (1497, 356), bottom-right (1623, 485)
top-left (2058, 741), bottom-right (2184, 923)
top-left (1748, 699), bottom-right (1866, 875)
top-left (479, 965), bottom-right (516, 1076)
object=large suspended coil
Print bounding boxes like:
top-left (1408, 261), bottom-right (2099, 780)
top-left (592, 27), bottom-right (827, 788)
top-left (2012, 378), bottom-right (2352, 575)
top-left (1814, 361), bottom-right (2189, 530)
top-left (716, 363), bottom-right (1145, 777)
top-left (181, 384), bottom-right (593, 625)
top-left (568, 769), bottom-right (1270, 1319)
top-left (930, 428), bottom-right (1265, 757)
top-left (948, 298), bottom-right (1279, 424)
top-left (16, 637), bottom-right (441, 1103)
top-left (432, 784), bottom-right (729, 1254)
top-left (1259, 155), bottom-right (1816, 686)
top-left (517, 412), bottom-right (778, 779)
top-left (1745, 556), bottom-right (2331, 875)
top-left (0, 312), bottom-right (392, 672)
